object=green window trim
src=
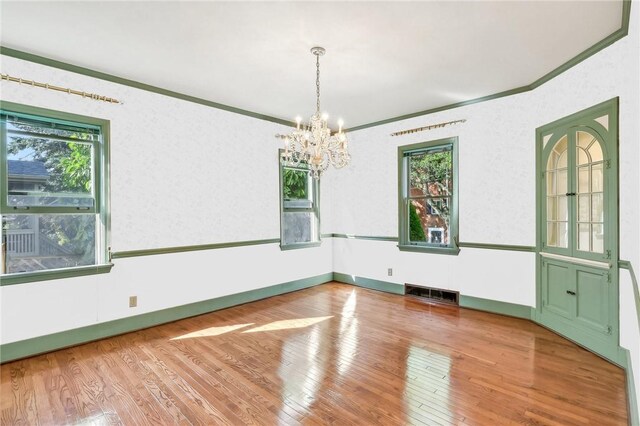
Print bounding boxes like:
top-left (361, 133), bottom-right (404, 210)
top-left (1, 101), bottom-right (111, 285)
top-left (0, 263), bottom-right (114, 286)
top-left (397, 137), bottom-right (459, 255)
top-left (278, 149), bottom-right (321, 250)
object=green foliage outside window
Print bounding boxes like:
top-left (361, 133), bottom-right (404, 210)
top-left (409, 204), bottom-right (426, 241)
top-left (283, 168), bottom-right (308, 200)
top-left (60, 142), bottom-right (92, 192)
top-left (410, 151), bottom-right (452, 196)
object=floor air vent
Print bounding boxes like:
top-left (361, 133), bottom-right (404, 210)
top-left (405, 284), bottom-right (459, 305)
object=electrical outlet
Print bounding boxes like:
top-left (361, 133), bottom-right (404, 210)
top-left (388, 268), bottom-right (393, 276)
top-left (129, 296), bottom-right (137, 308)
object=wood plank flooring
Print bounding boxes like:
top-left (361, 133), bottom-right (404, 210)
top-left (0, 282), bottom-right (629, 425)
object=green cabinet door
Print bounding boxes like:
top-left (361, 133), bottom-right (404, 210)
top-left (543, 260), bottom-right (573, 319)
top-left (575, 267), bottom-right (610, 334)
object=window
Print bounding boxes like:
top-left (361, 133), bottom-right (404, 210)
top-left (398, 137), bottom-right (459, 254)
top-left (1, 102), bottom-right (111, 284)
top-left (279, 151), bottom-right (320, 250)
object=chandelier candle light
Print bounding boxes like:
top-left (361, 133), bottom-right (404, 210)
top-left (278, 46), bottom-right (350, 179)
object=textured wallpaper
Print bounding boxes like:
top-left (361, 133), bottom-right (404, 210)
top-left (0, 56), bottom-right (291, 251)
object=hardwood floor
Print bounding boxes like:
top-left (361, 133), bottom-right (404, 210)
top-left (0, 282), bottom-right (629, 425)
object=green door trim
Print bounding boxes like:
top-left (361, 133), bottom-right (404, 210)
top-left (535, 98), bottom-right (620, 365)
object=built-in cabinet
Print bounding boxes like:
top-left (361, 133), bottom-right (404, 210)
top-left (536, 98), bottom-right (619, 363)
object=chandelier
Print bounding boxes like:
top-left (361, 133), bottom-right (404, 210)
top-left (278, 46), bottom-right (350, 179)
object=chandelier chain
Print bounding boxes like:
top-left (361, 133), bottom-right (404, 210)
top-left (316, 54), bottom-right (321, 114)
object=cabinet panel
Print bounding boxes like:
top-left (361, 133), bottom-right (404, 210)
top-left (575, 269), bottom-right (609, 334)
top-left (543, 261), bottom-right (573, 319)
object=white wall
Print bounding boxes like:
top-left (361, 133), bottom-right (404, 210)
top-left (0, 55), bottom-right (333, 344)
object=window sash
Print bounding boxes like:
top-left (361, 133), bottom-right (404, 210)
top-left (279, 153), bottom-right (320, 248)
top-left (0, 102), bottom-right (110, 282)
top-left (1, 113), bottom-right (100, 135)
top-left (404, 144), bottom-right (452, 157)
top-left (398, 138), bottom-right (458, 253)
top-left (1, 110), bottom-right (101, 215)
top-left (405, 197), bottom-right (452, 247)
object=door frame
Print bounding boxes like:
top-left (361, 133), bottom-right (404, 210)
top-left (534, 97), bottom-right (621, 365)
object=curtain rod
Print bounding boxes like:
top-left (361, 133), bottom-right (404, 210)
top-left (391, 119), bottom-right (466, 136)
top-left (1, 73), bottom-right (122, 104)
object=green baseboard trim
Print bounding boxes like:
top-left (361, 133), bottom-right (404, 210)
top-left (459, 295), bottom-right (533, 320)
top-left (0, 272), bottom-right (333, 363)
top-left (332, 272), bottom-right (404, 295)
top-left (622, 348), bottom-right (640, 426)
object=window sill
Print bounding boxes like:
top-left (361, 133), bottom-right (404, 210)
top-left (398, 244), bottom-right (460, 256)
top-left (0, 263), bottom-right (114, 286)
top-left (280, 241), bottom-right (322, 251)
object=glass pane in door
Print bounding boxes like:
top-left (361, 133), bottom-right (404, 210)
top-left (546, 135), bottom-right (569, 248)
top-left (576, 131), bottom-right (604, 253)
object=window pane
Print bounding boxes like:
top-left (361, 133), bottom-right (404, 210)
top-left (591, 163), bottom-right (603, 192)
top-left (547, 222), bottom-right (557, 246)
top-left (408, 198), bottom-right (450, 245)
top-left (591, 193), bottom-right (604, 223)
top-left (548, 135), bottom-right (568, 170)
top-left (557, 169), bottom-right (568, 194)
top-left (577, 148), bottom-right (589, 166)
top-left (589, 141), bottom-right (603, 162)
top-left (578, 223), bottom-right (590, 251)
top-left (557, 151), bottom-right (567, 169)
top-left (577, 131), bottom-right (595, 150)
top-left (282, 168), bottom-right (309, 200)
top-left (592, 224), bottom-right (604, 253)
top-left (547, 197), bottom-right (557, 221)
top-left (2, 214), bottom-right (96, 274)
top-left (546, 171), bottom-right (556, 195)
top-left (409, 149), bottom-right (452, 197)
top-left (282, 212), bottom-right (317, 245)
top-left (558, 196), bottom-right (568, 221)
top-left (6, 136), bottom-right (94, 208)
top-left (577, 166), bottom-right (589, 193)
top-left (578, 194), bottom-right (590, 222)
top-left (557, 222), bottom-right (568, 248)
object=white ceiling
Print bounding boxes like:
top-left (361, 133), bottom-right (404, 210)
top-left (0, 1), bottom-right (624, 129)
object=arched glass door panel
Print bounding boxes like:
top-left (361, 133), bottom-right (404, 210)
top-left (546, 135), bottom-right (569, 249)
top-left (576, 131), bottom-right (605, 254)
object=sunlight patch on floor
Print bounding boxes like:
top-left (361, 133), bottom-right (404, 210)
top-left (242, 316), bottom-right (333, 333)
top-left (170, 323), bottom-right (254, 340)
